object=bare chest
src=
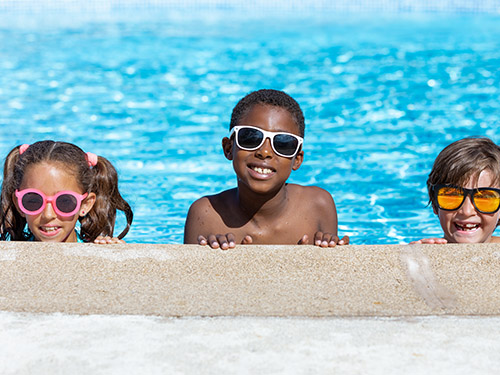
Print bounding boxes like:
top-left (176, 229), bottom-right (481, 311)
top-left (228, 210), bottom-right (319, 244)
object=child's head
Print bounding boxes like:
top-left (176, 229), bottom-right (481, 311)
top-left (223, 89), bottom-right (305, 195)
top-left (0, 140), bottom-right (133, 242)
top-left (229, 89), bottom-right (305, 137)
top-left (427, 137), bottom-right (500, 243)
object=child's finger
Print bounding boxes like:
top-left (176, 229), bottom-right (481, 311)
top-left (225, 233), bottom-right (236, 248)
top-left (314, 232), bottom-right (323, 246)
top-left (410, 238), bottom-right (447, 244)
top-left (298, 234), bottom-right (309, 245)
top-left (104, 236), bottom-right (114, 244)
top-left (197, 235), bottom-right (208, 246)
top-left (216, 234), bottom-right (230, 250)
top-left (241, 235), bottom-right (253, 244)
top-left (338, 235), bottom-right (349, 245)
top-left (423, 238), bottom-right (447, 244)
top-left (93, 235), bottom-right (106, 244)
top-left (326, 234), bottom-right (338, 247)
top-left (207, 234), bottom-right (220, 249)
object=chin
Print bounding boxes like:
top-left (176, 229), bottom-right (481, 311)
top-left (450, 234), bottom-right (487, 244)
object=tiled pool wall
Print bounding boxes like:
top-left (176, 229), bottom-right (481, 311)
top-left (0, 0), bottom-right (499, 13)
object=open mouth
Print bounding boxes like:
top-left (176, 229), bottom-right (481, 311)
top-left (454, 222), bottom-right (480, 232)
top-left (248, 164), bottom-right (276, 176)
top-left (40, 226), bottom-right (62, 237)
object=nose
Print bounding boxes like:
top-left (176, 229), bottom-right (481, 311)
top-left (41, 202), bottom-right (57, 220)
top-left (255, 138), bottom-right (273, 159)
top-left (458, 195), bottom-right (476, 216)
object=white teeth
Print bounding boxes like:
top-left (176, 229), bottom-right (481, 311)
top-left (456, 223), bottom-right (479, 231)
top-left (42, 227), bottom-right (58, 232)
top-left (253, 167), bottom-right (273, 174)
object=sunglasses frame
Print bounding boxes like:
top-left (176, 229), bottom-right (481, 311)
top-left (230, 125), bottom-right (303, 158)
top-left (15, 188), bottom-right (89, 217)
top-left (433, 184), bottom-right (500, 214)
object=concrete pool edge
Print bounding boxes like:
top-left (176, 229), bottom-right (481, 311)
top-left (1, 242), bottom-right (499, 317)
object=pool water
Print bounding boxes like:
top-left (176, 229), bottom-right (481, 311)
top-left (1, 10), bottom-right (499, 244)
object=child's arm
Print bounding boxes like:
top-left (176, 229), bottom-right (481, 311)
top-left (198, 233), bottom-right (253, 250)
top-left (184, 197), bottom-right (252, 249)
top-left (298, 232), bottom-right (350, 247)
top-left (313, 232), bottom-right (349, 247)
top-left (409, 238), bottom-right (448, 244)
top-left (94, 235), bottom-right (125, 244)
top-left (299, 186), bottom-right (349, 247)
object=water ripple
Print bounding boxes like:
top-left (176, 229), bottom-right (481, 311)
top-left (1, 12), bottom-right (499, 243)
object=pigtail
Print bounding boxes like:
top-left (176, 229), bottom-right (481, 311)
top-left (0, 146), bottom-right (29, 240)
top-left (79, 156), bottom-right (133, 241)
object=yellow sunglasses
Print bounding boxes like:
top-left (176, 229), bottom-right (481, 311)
top-left (434, 184), bottom-right (500, 214)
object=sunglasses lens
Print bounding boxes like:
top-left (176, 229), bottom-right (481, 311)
top-left (474, 189), bottom-right (500, 213)
top-left (237, 127), bottom-right (264, 149)
top-left (437, 186), bottom-right (464, 210)
top-left (274, 134), bottom-right (299, 156)
top-left (21, 192), bottom-right (44, 212)
top-left (55, 194), bottom-right (78, 214)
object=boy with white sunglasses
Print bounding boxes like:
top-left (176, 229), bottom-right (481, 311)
top-left (184, 89), bottom-right (349, 249)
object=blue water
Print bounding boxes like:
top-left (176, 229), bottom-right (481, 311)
top-left (1, 10), bottom-right (499, 244)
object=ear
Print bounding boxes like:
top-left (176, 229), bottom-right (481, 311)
top-left (12, 192), bottom-right (25, 217)
top-left (80, 192), bottom-right (96, 217)
top-left (222, 137), bottom-right (234, 161)
top-left (432, 204), bottom-right (438, 215)
top-left (292, 149), bottom-right (304, 171)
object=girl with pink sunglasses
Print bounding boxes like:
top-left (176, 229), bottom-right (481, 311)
top-left (0, 140), bottom-right (133, 243)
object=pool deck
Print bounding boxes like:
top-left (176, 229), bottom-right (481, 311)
top-left (1, 242), bottom-right (499, 316)
top-left (1, 242), bottom-right (500, 374)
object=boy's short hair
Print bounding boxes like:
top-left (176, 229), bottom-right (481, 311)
top-left (230, 89), bottom-right (305, 137)
top-left (427, 136), bottom-right (500, 210)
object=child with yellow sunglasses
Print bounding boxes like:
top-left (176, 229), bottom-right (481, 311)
top-left (411, 137), bottom-right (500, 244)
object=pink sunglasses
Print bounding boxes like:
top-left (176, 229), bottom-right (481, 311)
top-left (15, 189), bottom-right (88, 217)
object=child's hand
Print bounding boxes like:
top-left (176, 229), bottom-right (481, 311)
top-left (409, 238), bottom-right (448, 244)
top-left (298, 232), bottom-right (350, 247)
top-left (197, 234), bottom-right (253, 250)
top-left (93, 235), bottom-right (125, 244)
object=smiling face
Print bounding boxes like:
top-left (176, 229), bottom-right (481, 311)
top-left (13, 161), bottom-right (96, 242)
top-left (222, 103), bottom-right (303, 196)
top-left (436, 169), bottom-right (500, 243)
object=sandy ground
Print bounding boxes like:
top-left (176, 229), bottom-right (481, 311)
top-left (1, 312), bottom-right (499, 375)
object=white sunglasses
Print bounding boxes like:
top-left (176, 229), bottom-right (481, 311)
top-left (230, 125), bottom-right (303, 158)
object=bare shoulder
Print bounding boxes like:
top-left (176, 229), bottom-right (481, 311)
top-left (186, 195), bottom-right (214, 217)
top-left (183, 189), bottom-right (236, 243)
top-left (286, 184), bottom-right (338, 234)
top-left (287, 184), bottom-right (336, 208)
top-left (186, 189), bottom-right (235, 219)
top-left (490, 236), bottom-right (500, 243)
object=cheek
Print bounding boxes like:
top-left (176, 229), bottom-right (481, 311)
top-left (437, 210), bottom-right (453, 228)
top-left (24, 215), bottom-right (38, 231)
top-left (486, 212), bottom-right (500, 228)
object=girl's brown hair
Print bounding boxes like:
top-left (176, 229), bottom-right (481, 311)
top-left (0, 140), bottom-right (133, 242)
top-left (427, 137), bottom-right (500, 211)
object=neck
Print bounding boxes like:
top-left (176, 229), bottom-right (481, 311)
top-left (236, 182), bottom-right (289, 219)
top-left (63, 229), bottom-right (78, 243)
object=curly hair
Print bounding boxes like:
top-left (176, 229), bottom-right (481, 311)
top-left (229, 89), bottom-right (305, 137)
top-left (427, 137), bottom-right (500, 211)
top-left (0, 140), bottom-right (133, 242)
